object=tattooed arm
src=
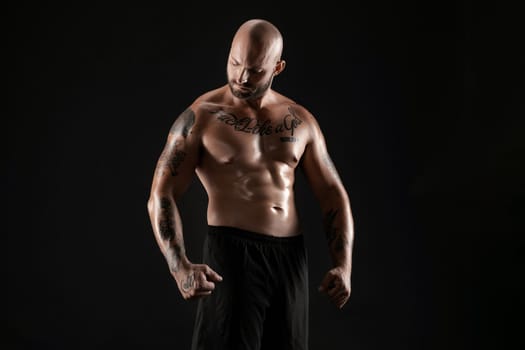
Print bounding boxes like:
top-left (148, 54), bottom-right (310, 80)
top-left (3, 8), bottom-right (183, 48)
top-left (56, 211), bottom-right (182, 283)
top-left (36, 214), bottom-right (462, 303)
top-left (147, 107), bottom-right (222, 300)
top-left (300, 113), bottom-right (354, 309)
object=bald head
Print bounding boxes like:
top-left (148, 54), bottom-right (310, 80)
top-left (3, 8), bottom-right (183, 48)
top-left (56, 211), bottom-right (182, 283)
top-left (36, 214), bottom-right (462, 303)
top-left (231, 19), bottom-right (283, 64)
top-left (227, 19), bottom-right (286, 100)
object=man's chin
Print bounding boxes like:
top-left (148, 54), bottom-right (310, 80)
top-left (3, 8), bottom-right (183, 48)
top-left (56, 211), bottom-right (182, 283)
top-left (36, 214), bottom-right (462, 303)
top-left (232, 89), bottom-right (253, 99)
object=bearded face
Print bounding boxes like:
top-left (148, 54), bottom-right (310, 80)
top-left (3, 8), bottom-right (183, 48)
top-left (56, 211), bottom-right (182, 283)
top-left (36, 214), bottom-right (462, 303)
top-left (227, 71), bottom-right (274, 100)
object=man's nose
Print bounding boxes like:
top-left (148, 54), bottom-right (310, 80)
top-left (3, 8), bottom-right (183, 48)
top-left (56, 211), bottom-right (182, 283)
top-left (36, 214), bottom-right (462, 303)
top-left (237, 68), bottom-right (249, 84)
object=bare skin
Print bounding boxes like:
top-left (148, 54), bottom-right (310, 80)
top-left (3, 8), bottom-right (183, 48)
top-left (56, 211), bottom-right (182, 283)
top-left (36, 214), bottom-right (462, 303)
top-left (147, 19), bottom-right (354, 309)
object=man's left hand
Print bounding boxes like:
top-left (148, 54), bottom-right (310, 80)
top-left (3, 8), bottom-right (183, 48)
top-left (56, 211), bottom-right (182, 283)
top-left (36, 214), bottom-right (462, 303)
top-left (318, 266), bottom-right (351, 309)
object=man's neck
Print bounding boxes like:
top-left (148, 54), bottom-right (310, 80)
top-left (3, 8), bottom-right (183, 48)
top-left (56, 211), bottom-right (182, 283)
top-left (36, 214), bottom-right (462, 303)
top-left (229, 88), bottom-right (275, 110)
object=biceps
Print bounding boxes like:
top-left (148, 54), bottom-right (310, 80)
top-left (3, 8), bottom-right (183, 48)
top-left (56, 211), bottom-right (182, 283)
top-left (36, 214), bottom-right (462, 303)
top-left (153, 140), bottom-right (199, 196)
top-left (157, 145), bottom-right (194, 177)
top-left (302, 145), bottom-right (342, 191)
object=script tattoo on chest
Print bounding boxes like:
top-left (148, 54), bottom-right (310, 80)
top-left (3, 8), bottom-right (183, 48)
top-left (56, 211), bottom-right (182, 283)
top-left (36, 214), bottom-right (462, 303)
top-left (213, 106), bottom-right (302, 142)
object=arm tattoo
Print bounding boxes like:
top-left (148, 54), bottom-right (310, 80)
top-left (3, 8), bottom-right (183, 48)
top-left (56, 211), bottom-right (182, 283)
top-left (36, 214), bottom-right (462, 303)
top-left (167, 149), bottom-right (186, 176)
top-left (167, 243), bottom-right (184, 272)
top-left (157, 142), bottom-right (187, 177)
top-left (323, 209), bottom-right (339, 246)
top-left (182, 273), bottom-right (195, 292)
top-left (159, 197), bottom-right (185, 272)
top-left (170, 108), bottom-right (195, 137)
top-left (159, 197), bottom-right (175, 241)
top-left (323, 209), bottom-right (347, 253)
top-left (156, 109), bottom-right (195, 177)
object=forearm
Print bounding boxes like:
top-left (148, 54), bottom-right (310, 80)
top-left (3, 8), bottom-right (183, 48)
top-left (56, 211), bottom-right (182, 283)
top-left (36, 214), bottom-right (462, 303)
top-left (320, 187), bottom-right (354, 272)
top-left (148, 191), bottom-right (223, 300)
top-left (148, 194), bottom-right (190, 273)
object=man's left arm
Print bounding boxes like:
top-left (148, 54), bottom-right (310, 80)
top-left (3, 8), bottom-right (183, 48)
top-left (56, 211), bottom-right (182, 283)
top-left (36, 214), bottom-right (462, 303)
top-left (300, 115), bottom-right (355, 309)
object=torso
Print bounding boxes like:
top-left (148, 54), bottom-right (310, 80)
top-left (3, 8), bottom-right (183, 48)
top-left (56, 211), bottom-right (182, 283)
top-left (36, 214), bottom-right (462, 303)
top-left (192, 86), bottom-right (313, 237)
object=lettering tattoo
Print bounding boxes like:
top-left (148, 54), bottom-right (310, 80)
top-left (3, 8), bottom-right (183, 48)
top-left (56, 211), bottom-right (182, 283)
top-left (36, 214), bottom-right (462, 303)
top-left (323, 209), bottom-right (347, 253)
top-left (159, 197), bottom-right (185, 272)
top-left (182, 273), bottom-right (195, 292)
top-left (213, 106), bottom-right (302, 142)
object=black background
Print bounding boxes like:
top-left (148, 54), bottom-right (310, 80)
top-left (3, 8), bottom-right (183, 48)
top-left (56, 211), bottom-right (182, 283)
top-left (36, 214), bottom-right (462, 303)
top-left (7, 1), bottom-right (524, 349)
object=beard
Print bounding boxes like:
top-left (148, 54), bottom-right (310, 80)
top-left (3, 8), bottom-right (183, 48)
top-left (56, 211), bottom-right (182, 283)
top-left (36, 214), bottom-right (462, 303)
top-left (228, 75), bottom-right (274, 100)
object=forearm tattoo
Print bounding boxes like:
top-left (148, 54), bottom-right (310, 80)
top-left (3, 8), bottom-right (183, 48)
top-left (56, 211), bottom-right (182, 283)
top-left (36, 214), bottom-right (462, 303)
top-left (159, 197), bottom-right (185, 272)
top-left (212, 106), bottom-right (302, 142)
top-left (159, 197), bottom-right (175, 240)
top-left (323, 209), bottom-right (347, 253)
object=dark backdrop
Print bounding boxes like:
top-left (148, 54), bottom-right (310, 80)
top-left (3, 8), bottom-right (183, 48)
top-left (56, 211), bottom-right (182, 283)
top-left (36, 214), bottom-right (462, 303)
top-left (7, 1), bottom-right (524, 350)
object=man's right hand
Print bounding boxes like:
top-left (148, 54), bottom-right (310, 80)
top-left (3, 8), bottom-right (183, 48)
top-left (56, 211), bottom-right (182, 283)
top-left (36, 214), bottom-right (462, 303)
top-left (174, 263), bottom-right (223, 300)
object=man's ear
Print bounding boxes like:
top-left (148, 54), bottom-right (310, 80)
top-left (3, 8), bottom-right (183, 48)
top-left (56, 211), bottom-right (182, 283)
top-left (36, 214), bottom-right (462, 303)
top-left (273, 60), bottom-right (286, 76)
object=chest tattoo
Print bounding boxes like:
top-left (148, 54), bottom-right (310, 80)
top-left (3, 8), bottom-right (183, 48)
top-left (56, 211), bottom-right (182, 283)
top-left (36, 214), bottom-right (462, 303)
top-left (212, 106), bottom-right (302, 142)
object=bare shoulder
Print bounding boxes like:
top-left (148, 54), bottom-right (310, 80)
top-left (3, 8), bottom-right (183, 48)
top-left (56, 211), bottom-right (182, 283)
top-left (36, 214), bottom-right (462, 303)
top-left (190, 85), bottom-right (231, 111)
top-left (287, 102), bottom-right (317, 124)
top-left (273, 96), bottom-right (322, 141)
top-left (272, 91), bottom-right (317, 121)
top-left (176, 86), bottom-right (229, 129)
top-left (192, 86), bottom-right (228, 106)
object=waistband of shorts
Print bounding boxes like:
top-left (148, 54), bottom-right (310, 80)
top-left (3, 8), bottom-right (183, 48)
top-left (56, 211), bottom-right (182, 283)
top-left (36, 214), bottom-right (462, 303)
top-left (207, 225), bottom-right (304, 245)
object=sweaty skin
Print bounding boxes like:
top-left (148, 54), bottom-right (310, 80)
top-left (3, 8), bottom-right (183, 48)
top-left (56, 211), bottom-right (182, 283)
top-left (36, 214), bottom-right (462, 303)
top-left (147, 19), bottom-right (354, 309)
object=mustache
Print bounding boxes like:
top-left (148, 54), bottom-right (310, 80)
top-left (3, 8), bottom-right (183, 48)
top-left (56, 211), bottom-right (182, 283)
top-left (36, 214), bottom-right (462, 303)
top-left (231, 81), bottom-right (253, 89)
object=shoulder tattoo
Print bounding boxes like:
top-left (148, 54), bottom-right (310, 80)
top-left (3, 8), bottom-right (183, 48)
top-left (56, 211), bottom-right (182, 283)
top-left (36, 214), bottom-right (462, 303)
top-left (169, 108), bottom-right (195, 137)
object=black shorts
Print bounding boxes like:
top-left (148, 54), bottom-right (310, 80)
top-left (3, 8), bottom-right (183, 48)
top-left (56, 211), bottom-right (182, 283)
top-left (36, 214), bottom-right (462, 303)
top-left (191, 225), bottom-right (309, 350)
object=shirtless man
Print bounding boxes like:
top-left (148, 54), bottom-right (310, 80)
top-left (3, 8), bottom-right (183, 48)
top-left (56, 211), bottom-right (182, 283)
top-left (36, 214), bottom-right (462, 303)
top-left (147, 18), bottom-right (354, 350)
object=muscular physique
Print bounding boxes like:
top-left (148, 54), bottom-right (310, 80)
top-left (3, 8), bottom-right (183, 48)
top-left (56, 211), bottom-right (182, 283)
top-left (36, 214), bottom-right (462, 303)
top-left (148, 19), bottom-right (354, 310)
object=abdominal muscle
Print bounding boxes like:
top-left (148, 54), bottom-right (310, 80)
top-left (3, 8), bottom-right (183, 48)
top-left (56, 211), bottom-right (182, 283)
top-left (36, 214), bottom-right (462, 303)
top-left (196, 163), bottom-right (301, 237)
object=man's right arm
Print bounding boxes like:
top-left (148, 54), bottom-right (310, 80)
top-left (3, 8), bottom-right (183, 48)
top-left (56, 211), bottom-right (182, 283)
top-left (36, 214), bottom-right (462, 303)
top-left (299, 110), bottom-right (354, 309)
top-left (147, 107), bottom-right (222, 300)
